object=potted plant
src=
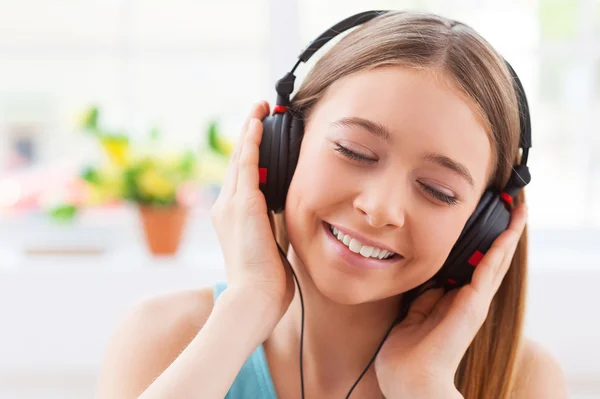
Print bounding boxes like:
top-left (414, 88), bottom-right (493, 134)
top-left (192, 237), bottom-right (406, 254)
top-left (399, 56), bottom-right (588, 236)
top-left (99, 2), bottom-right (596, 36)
top-left (47, 106), bottom-right (235, 255)
top-left (76, 107), bottom-right (201, 255)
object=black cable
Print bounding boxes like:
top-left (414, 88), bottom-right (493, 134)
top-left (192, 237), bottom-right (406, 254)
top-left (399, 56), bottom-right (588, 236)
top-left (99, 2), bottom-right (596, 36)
top-left (277, 240), bottom-right (443, 399)
top-left (277, 242), bottom-right (306, 399)
top-left (343, 288), bottom-right (415, 398)
top-left (343, 283), bottom-right (441, 398)
top-left (343, 311), bottom-right (399, 398)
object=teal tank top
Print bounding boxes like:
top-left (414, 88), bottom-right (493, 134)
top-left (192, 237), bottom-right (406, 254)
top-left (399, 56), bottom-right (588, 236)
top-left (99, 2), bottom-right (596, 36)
top-left (213, 281), bottom-right (278, 399)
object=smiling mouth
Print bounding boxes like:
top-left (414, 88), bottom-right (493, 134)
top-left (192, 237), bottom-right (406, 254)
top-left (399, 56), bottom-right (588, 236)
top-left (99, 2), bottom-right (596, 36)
top-left (327, 223), bottom-right (398, 260)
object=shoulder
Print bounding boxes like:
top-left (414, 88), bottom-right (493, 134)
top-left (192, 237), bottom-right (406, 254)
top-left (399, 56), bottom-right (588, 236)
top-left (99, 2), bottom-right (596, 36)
top-left (96, 286), bottom-right (216, 398)
top-left (511, 338), bottom-right (569, 398)
top-left (125, 286), bottom-right (216, 336)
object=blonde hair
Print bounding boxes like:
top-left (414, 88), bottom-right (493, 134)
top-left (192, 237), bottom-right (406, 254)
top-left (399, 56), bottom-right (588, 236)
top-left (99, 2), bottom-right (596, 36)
top-left (271, 11), bottom-right (527, 398)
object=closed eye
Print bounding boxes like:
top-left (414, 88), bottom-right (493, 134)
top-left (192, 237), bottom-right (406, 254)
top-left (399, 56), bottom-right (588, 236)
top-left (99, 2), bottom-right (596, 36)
top-left (335, 143), bottom-right (459, 206)
top-left (334, 143), bottom-right (377, 164)
top-left (418, 182), bottom-right (459, 206)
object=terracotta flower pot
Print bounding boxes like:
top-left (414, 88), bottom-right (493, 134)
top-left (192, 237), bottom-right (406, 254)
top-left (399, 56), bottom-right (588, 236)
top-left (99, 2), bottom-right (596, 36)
top-left (138, 205), bottom-right (188, 255)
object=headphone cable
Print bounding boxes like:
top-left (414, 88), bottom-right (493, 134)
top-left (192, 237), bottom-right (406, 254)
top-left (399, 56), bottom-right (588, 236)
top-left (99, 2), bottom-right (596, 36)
top-left (276, 242), bottom-right (433, 399)
top-left (277, 243), bottom-right (306, 399)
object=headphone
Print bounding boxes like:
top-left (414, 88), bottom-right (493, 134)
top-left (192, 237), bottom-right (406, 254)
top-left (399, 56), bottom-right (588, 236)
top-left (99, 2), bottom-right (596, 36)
top-left (258, 10), bottom-right (532, 291)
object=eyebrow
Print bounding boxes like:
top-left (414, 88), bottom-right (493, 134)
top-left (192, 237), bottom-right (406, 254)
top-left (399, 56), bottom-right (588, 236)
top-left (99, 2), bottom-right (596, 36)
top-left (332, 116), bottom-right (475, 188)
top-left (423, 152), bottom-right (475, 188)
top-left (332, 116), bottom-right (392, 143)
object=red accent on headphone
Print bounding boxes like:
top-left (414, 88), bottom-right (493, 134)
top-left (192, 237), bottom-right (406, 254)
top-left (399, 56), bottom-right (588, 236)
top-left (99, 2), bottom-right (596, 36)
top-left (448, 278), bottom-right (457, 285)
top-left (499, 192), bottom-right (513, 205)
top-left (273, 105), bottom-right (288, 114)
top-left (468, 250), bottom-right (485, 267)
top-left (259, 168), bottom-right (268, 184)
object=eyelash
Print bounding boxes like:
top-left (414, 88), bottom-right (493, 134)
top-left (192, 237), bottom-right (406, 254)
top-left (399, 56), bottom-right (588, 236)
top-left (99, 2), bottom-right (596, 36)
top-left (334, 143), bottom-right (377, 164)
top-left (418, 182), bottom-right (459, 206)
top-left (334, 143), bottom-right (459, 206)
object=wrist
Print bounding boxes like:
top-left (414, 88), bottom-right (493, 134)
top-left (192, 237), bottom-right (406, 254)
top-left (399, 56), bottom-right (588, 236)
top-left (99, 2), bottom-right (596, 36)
top-left (215, 285), bottom-right (283, 341)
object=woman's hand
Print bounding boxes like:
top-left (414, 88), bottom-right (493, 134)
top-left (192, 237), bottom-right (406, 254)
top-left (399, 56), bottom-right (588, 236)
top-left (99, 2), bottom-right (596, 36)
top-left (210, 101), bottom-right (295, 331)
top-left (374, 204), bottom-right (528, 399)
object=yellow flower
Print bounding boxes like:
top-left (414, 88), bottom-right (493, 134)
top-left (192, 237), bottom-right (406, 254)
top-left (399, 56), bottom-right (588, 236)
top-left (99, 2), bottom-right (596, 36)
top-left (137, 169), bottom-right (176, 200)
top-left (84, 166), bottom-right (125, 204)
top-left (100, 136), bottom-right (131, 167)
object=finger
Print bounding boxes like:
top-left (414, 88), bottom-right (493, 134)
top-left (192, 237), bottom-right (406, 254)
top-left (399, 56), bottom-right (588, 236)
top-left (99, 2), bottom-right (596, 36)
top-left (471, 203), bottom-right (528, 300)
top-left (218, 102), bottom-right (270, 199)
top-left (402, 287), bottom-right (445, 326)
top-left (236, 117), bottom-right (264, 196)
top-left (423, 285), bottom-right (484, 369)
top-left (424, 204), bottom-right (528, 367)
top-left (490, 204), bottom-right (528, 291)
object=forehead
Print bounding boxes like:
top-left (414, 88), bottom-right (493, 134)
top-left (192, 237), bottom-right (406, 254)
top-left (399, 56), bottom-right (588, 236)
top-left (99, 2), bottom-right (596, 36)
top-left (308, 66), bottom-right (494, 189)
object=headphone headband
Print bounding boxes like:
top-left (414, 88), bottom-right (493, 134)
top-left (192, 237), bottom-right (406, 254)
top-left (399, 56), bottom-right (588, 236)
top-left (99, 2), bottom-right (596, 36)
top-left (275, 10), bottom-right (532, 164)
top-left (296, 10), bottom-right (387, 65)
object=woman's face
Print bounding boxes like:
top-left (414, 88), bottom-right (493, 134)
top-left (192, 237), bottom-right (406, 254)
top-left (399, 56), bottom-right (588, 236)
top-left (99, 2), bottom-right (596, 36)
top-left (284, 66), bottom-right (494, 304)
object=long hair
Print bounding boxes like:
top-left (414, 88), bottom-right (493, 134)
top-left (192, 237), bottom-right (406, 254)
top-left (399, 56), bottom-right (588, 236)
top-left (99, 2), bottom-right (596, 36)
top-left (271, 11), bottom-right (528, 398)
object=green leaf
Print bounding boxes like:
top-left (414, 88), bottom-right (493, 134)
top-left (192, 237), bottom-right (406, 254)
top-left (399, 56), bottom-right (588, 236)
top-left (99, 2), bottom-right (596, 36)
top-left (81, 167), bottom-right (102, 184)
top-left (48, 204), bottom-right (78, 223)
top-left (82, 107), bottom-right (99, 131)
top-left (207, 119), bottom-right (220, 153)
top-left (179, 150), bottom-right (197, 178)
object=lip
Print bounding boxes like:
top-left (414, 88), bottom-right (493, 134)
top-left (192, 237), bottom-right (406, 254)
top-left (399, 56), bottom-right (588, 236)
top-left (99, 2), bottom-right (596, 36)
top-left (322, 221), bottom-right (403, 270)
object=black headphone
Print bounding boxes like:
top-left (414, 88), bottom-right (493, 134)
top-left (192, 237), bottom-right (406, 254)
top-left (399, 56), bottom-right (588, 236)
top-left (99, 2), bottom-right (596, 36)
top-left (258, 10), bottom-right (532, 291)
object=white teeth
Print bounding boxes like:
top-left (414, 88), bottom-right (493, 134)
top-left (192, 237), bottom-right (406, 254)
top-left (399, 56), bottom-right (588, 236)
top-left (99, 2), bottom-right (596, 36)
top-left (359, 246), bottom-right (374, 257)
top-left (349, 238), bottom-right (362, 253)
top-left (329, 224), bottom-right (395, 259)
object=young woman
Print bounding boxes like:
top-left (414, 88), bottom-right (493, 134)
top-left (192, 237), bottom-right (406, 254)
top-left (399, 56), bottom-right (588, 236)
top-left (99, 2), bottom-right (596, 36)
top-left (97, 11), bottom-right (568, 399)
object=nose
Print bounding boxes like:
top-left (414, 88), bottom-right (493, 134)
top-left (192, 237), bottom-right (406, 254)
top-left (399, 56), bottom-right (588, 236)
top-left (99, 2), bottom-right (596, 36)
top-left (353, 178), bottom-right (406, 229)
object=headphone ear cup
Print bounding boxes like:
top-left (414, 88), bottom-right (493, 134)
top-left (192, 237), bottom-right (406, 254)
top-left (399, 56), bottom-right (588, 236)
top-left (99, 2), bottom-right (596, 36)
top-left (258, 110), bottom-right (304, 213)
top-left (435, 192), bottom-right (511, 288)
top-left (274, 111), bottom-right (293, 212)
top-left (286, 115), bottom-right (304, 190)
top-left (461, 191), bottom-right (495, 237)
top-left (258, 113), bottom-right (283, 211)
top-left (442, 191), bottom-right (495, 268)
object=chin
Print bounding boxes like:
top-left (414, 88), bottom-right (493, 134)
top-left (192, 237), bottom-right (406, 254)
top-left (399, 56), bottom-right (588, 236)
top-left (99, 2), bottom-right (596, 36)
top-left (308, 267), bottom-right (380, 305)
top-left (287, 215), bottom-right (406, 305)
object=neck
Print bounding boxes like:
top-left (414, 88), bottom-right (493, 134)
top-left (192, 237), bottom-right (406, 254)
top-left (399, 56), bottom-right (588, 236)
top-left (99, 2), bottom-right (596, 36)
top-left (267, 245), bottom-right (402, 394)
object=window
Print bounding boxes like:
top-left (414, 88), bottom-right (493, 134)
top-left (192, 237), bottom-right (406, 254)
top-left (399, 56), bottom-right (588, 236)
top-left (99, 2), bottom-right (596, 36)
top-left (0, 0), bottom-right (598, 260)
top-left (0, 0), bottom-right (270, 172)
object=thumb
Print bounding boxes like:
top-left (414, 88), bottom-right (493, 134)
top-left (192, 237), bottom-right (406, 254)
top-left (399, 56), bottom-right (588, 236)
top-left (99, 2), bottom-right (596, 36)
top-left (402, 287), bottom-right (445, 326)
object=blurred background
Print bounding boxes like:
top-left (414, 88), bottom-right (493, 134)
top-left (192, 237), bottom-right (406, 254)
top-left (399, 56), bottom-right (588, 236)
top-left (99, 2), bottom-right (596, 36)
top-left (0, 0), bottom-right (598, 398)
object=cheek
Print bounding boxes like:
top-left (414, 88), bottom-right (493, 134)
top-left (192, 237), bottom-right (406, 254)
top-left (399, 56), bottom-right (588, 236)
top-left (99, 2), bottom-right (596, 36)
top-left (286, 140), bottom-right (350, 210)
top-left (410, 212), bottom-right (470, 273)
